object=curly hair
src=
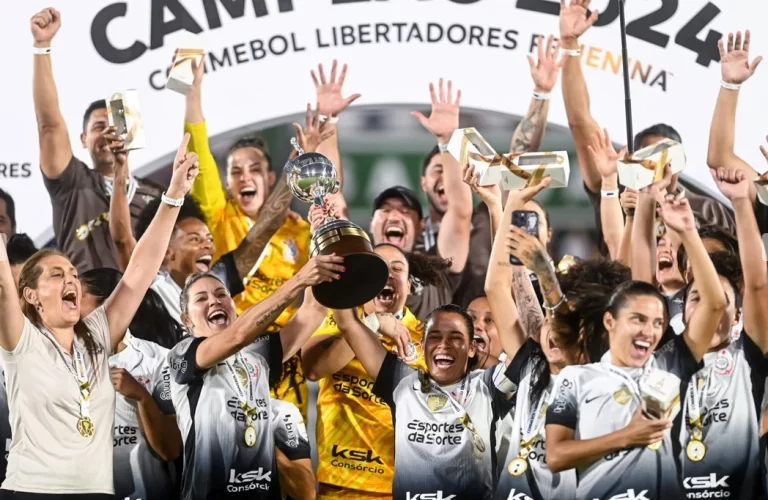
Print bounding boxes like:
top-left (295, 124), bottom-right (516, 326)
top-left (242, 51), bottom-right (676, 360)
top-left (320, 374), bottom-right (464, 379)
top-left (373, 243), bottom-right (451, 290)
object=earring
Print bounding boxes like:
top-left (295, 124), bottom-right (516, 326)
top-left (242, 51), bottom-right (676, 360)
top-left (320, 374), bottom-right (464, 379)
top-left (35, 303), bottom-right (43, 313)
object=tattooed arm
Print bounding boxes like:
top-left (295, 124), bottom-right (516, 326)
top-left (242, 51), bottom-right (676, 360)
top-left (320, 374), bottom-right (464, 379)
top-left (512, 268), bottom-right (545, 339)
top-left (231, 174), bottom-right (293, 278)
top-left (510, 99), bottom-right (549, 154)
top-left (528, 250), bottom-right (566, 315)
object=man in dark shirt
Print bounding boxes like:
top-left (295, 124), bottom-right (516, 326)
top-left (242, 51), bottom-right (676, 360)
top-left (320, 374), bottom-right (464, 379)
top-left (31, 8), bottom-right (159, 273)
top-left (0, 189), bottom-right (15, 241)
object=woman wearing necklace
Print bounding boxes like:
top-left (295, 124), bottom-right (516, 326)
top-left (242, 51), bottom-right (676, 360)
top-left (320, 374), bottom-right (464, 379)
top-left (0, 134), bottom-right (199, 499)
top-left (334, 260), bottom-right (526, 500)
top-left (545, 190), bottom-right (726, 500)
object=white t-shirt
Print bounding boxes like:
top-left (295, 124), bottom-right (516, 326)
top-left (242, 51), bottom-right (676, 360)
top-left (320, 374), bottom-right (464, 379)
top-left (110, 333), bottom-right (176, 500)
top-left (0, 306), bottom-right (116, 494)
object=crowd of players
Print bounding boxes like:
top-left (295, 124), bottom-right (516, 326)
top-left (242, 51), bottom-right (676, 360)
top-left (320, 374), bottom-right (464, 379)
top-left (1, 0), bottom-right (768, 499)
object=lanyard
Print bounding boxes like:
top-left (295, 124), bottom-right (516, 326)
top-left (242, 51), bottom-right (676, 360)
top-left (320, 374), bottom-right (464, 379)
top-left (224, 353), bottom-right (256, 409)
top-left (429, 376), bottom-right (486, 453)
top-left (603, 363), bottom-right (647, 402)
top-left (686, 373), bottom-right (708, 430)
top-left (40, 328), bottom-right (93, 424)
top-left (520, 391), bottom-right (549, 449)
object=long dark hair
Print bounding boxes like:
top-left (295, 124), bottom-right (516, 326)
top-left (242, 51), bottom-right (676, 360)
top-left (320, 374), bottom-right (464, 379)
top-left (80, 268), bottom-right (184, 349)
top-left (17, 250), bottom-right (100, 367)
top-left (374, 243), bottom-right (451, 291)
top-left (417, 304), bottom-right (476, 393)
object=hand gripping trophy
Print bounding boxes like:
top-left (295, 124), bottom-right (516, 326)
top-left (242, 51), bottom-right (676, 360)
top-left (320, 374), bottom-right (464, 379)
top-left (284, 138), bottom-right (389, 309)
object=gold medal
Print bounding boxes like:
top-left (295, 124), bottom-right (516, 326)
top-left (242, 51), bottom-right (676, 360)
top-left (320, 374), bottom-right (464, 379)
top-left (647, 440), bottom-right (662, 451)
top-left (613, 388), bottom-right (632, 405)
top-left (427, 395), bottom-right (448, 412)
top-left (472, 432), bottom-right (486, 453)
top-left (77, 416), bottom-right (94, 438)
top-left (235, 365), bottom-right (249, 388)
top-left (508, 457), bottom-right (528, 476)
top-left (686, 440), bottom-right (706, 462)
top-left (244, 424), bottom-right (257, 447)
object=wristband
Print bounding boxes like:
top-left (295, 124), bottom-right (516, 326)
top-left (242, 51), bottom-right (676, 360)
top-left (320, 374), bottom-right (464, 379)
top-left (32, 46), bottom-right (51, 55)
top-left (438, 143), bottom-right (449, 153)
top-left (560, 48), bottom-right (581, 57)
top-left (318, 114), bottom-right (339, 124)
top-left (363, 313), bottom-right (380, 335)
top-left (161, 192), bottom-right (185, 207)
top-left (601, 189), bottom-right (619, 198)
top-left (533, 91), bottom-right (551, 101)
top-left (721, 80), bottom-right (741, 91)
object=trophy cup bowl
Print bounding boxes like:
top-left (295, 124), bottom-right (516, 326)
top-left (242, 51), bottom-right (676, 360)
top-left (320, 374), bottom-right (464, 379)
top-left (284, 142), bottom-right (389, 309)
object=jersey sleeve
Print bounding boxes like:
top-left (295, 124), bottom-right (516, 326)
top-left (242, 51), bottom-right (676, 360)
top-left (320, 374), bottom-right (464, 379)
top-left (211, 252), bottom-right (244, 296)
top-left (504, 338), bottom-right (537, 387)
top-left (250, 333), bottom-right (284, 388)
top-left (82, 305), bottom-right (111, 356)
top-left (271, 400), bottom-right (311, 461)
top-left (653, 333), bottom-right (703, 382)
top-left (185, 121), bottom-right (227, 223)
top-left (42, 156), bottom-right (89, 198)
top-left (482, 361), bottom-right (517, 419)
top-left (372, 352), bottom-right (417, 407)
top-left (151, 362), bottom-right (175, 415)
top-left (546, 366), bottom-right (579, 430)
top-left (167, 336), bottom-right (206, 385)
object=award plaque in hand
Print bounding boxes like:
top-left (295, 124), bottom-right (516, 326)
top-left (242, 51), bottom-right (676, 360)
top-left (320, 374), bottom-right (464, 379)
top-left (284, 139), bottom-right (388, 309)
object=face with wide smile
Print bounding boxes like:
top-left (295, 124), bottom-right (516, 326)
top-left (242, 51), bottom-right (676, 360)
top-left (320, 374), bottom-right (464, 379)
top-left (80, 108), bottom-right (115, 172)
top-left (605, 295), bottom-right (667, 368)
top-left (370, 198), bottom-right (421, 252)
top-left (182, 277), bottom-right (237, 337)
top-left (226, 147), bottom-right (274, 219)
top-left (166, 218), bottom-right (216, 286)
top-left (467, 297), bottom-right (500, 358)
top-left (656, 231), bottom-right (684, 293)
top-left (424, 311), bottom-right (476, 386)
top-left (23, 254), bottom-right (82, 329)
top-left (420, 157), bottom-right (447, 216)
top-left (367, 245), bottom-right (410, 314)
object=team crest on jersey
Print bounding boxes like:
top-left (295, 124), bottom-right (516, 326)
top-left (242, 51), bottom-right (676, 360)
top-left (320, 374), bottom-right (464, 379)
top-left (613, 387), bottom-right (632, 405)
top-left (283, 239), bottom-right (299, 264)
top-left (393, 342), bottom-right (420, 363)
top-left (135, 375), bottom-right (152, 387)
top-left (714, 349), bottom-right (734, 376)
top-left (427, 394), bottom-right (448, 412)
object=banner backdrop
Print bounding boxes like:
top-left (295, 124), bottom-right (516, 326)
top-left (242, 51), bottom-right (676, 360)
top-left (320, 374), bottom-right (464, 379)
top-left (0, 0), bottom-right (766, 244)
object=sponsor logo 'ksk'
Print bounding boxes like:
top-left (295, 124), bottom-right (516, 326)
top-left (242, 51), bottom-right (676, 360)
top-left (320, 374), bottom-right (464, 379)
top-left (603, 490), bottom-right (650, 500)
top-left (227, 468), bottom-right (271, 493)
top-left (505, 491), bottom-right (534, 500)
top-left (684, 473), bottom-right (729, 496)
top-left (331, 445), bottom-right (383, 464)
top-left (406, 492), bottom-right (456, 500)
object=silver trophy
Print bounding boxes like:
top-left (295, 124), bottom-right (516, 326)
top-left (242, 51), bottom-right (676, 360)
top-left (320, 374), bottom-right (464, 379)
top-left (284, 139), bottom-right (388, 309)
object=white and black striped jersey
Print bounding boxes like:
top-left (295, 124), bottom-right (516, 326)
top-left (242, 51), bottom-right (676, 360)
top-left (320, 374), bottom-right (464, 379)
top-left (168, 333), bottom-right (283, 500)
top-left (546, 335), bottom-right (700, 500)
top-left (372, 353), bottom-right (515, 500)
top-left (496, 340), bottom-right (576, 500)
top-left (270, 399), bottom-right (310, 462)
top-left (679, 333), bottom-right (768, 500)
top-left (110, 335), bottom-right (176, 500)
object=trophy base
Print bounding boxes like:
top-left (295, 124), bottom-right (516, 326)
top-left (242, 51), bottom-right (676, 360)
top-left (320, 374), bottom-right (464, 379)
top-left (310, 220), bottom-right (389, 309)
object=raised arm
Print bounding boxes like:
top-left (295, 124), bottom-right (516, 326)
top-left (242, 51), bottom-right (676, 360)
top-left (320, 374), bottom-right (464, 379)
top-left (510, 35), bottom-right (562, 154)
top-left (712, 167), bottom-right (768, 352)
top-left (588, 128), bottom-right (628, 259)
top-left (184, 58), bottom-right (227, 218)
top-left (631, 167), bottom-right (673, 284)
top-left (463, 165), bottom-right (503, 241)
top-left (0, 235), bottom-right (25, 351)
top-left (412, 79), bottom-right (472, 272)
top-left (194, 256), bottom-right (343, 369)
top-left (30, 8), bottom-right (72, 180)
top-left (277, 288), bottom-right (331, 362)
top-left (104, 135), bottom-right (199, 351)
top-left (559, 0), bottom-right (601, 192)
top-left (707, 31), bottom-right (763, 206)
top-left (333, 308), bottom-right (388, 381)
top-left (106, 133), bottom-right (135, 272)
top-left (616, 189), bottom-right (637, 265)
top-left (659, 197), bottom-right (726, 361)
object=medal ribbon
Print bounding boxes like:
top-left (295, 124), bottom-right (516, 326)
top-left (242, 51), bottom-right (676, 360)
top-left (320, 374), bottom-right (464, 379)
top-left (429, 377), bottom-right (485, 453)
top-left (603, 363), bottom-right (647, 403)
top-left (40, 328), bottom-right (92, 422)
top-left (519, 391), bottom-right (549, 454)
top-left (224, 353), bottom-right (257, 417)
top-left (685, 374), bottom-right (708, 438)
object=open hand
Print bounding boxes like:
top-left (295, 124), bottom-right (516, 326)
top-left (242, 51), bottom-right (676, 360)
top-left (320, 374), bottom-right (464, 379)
top-left (111, 368), bottom-right (149, 402)
top-left (657, 195), bottom-right (695, 234)
top-left (31, 8), bottom-right (61, 45)
top-left (293, 103), bottom-right (336, 153)
top-left (529, 35), bottom-right (565, 93)
top-left (640, 164), bottom-right (674, 202)
top-left (167, 133), bottom-right (199, 199)
top-left (559, 0), bottom-right (598, 41)
top-left (587, 128), bottom-right (627, 179)
top-left (621, 408), bottom-right (672, 448)
top-left (711, 167), bottom-right (749, 201)
top-left (296, 254), bottom-right (345, 287)
top-left (508, 177), bottom-right (552, 211)
top-left (719, 31), bottom-right (762, 85)
top-left (411, 78), bottom-right (461, 144)
top-left (312, 60), bottom-right (361, 117)
top-left (462, 164), bottom-right (501, 208)
top-left (188, 53), bottom-right (206, 96)
top-left (377, 313), bottom-right (412, 361)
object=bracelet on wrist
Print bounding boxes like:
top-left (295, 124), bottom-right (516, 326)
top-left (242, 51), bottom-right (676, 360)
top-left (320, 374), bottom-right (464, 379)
top-left (543, 295), bottom-right (567, 313)
top-left (721, 80), bottom-right (741, 91)
top-left (318, 114), bottom-right (339, 124)
top-left (560, 48), bottom-right (581, 57)
top-left (437, 143), bottom-right (449, 153)
top-left (161, 192), bottom-right (185, 207)
top-left (533, 91), bottom-right (551, 101)
top-left (32, 46), bottom-right (51, 55)
top-left (601, 189), bottom-right (619, 199)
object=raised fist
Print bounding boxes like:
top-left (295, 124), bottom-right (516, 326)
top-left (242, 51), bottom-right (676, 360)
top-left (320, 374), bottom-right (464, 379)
top-left (31, 8), bottom-right (61, 45)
